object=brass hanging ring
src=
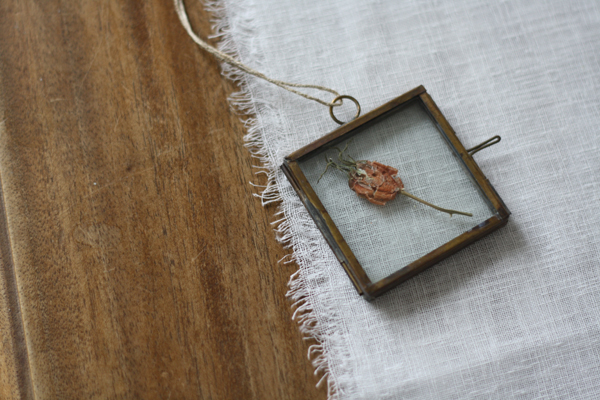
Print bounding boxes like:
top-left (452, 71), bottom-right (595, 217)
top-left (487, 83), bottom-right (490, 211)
top-left (329, 95), bottom-right (361, 125)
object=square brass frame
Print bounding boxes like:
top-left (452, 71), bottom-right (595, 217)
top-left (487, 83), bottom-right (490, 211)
top-left (281, 86), bottom-right (510, 300)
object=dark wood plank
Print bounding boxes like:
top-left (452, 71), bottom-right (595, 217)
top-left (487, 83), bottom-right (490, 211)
top-left (0, 0), bottom-right (325, 398)
top-left (0, 185), bottom-right (33, 400)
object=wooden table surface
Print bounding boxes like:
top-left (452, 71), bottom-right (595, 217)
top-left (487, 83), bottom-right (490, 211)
top-left (0, 1), bottom-right (325, 398)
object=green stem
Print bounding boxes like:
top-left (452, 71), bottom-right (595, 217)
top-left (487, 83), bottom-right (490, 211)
top-left (400, 190), bottom-right (472, 217)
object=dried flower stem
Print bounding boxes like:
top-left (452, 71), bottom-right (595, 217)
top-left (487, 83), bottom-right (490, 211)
top-left (318, 144), bottom-right (472, 216)
top-left (400, 190), bottom-right (473, 217)
top-left (317, 143), bottom-right (363, 183)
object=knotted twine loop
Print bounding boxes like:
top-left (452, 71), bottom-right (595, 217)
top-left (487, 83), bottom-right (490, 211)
top-left (173, 0), bottom-right (361, 123)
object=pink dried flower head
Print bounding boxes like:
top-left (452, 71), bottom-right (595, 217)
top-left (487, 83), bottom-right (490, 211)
top-left (318, 143), bottom-right (472, 217)
top-left (349, 161), bottom-right (404, 206)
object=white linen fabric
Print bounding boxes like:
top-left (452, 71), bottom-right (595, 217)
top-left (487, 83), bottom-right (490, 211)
top-left (212, 0), bottom-right (600, 398)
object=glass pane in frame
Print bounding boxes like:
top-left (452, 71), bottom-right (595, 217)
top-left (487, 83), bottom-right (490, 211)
top-left (282, 87), bottom-right (510, 299)
top-left (298, 100), bottom-right (498, 282)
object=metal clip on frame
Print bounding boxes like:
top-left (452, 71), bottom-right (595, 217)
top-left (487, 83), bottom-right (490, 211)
top-left (467, 135), bottom-right (501, 156)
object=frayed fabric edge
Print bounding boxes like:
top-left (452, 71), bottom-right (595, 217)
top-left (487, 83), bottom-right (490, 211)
top-left (203, 0), bottom-right (342, 398)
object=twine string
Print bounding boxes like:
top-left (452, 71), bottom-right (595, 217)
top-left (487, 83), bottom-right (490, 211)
top-left (173, 0), bottom-right (342, 107)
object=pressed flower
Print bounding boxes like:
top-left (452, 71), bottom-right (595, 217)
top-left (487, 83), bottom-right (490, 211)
top-left (348, 161), bottom-right (404, 206)
top-left (319, 144), bottom-right (472, 217)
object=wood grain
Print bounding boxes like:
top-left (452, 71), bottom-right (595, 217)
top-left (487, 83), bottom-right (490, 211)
top-left (0, 0), bottom-right (325, 398)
